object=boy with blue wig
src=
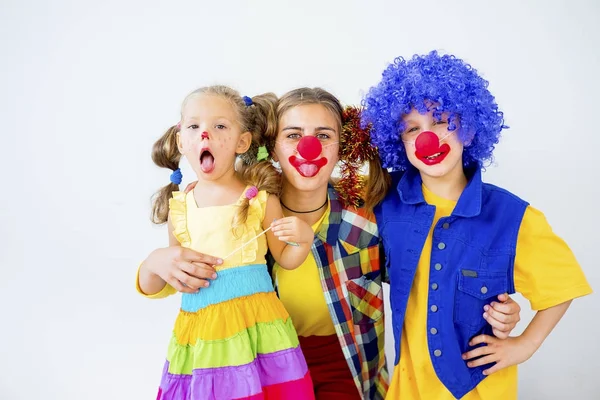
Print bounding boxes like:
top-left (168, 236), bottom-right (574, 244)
top-left (362, 51), bottom-right (591, 399)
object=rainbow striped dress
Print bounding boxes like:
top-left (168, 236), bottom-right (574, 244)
top-left (157, 189), bottom-right (314, 400)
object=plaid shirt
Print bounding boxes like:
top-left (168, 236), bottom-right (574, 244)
top-left (269, 186), bottom-right (389, 399)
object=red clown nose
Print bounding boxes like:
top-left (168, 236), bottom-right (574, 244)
top-left (297, 136), bottom-right (322, 160)
top-left (414, 131), bottom-right (451, 166)
top-left (415, 131), bottom-right (440, 154)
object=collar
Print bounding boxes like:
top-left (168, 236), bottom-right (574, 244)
top-left (397, 165), bottom-right (483, 218)
top-left (316, 184), bottom-right (343, 245)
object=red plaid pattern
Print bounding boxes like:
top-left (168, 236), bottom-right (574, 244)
top-left (272, 186), bottom-right (388, 399)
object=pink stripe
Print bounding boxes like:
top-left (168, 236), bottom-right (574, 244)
top-left (158, 346), bottom-right (312, 400)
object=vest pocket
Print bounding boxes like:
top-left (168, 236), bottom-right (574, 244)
top-left (346, 275), bottom-right (384, 324)
top-left (454, 270), bottom-right (508, 329)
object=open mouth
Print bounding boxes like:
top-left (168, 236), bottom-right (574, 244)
top-left (289, 156), bottom-right (328, 178)
top-left (416, 144), bottom-right (450, 166)
top-left (200, 149), bottom-right (215, 173)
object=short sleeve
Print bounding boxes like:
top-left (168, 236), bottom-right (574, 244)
top-left (514, 206), bottom-right (592, 310)
top-left (169, 191), bottom-right (191, 247)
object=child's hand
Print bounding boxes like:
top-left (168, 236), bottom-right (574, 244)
top-left (143, 247), bottom-right (221, 293)
top-left (271, 217), bottom-right (314, 245)
top-left (462, 334), bottom-right (537, 375)
top-left (483, 293), bottom-right (521, 339)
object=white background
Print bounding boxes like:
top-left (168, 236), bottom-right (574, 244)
top-left (1, 0), bottom-right (598, 399)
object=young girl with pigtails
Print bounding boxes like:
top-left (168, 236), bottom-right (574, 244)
top-left (137, 85), bottom-right (315, 400)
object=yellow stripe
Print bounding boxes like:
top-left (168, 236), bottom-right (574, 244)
top-left (174, 291), bottom-right (290, 344)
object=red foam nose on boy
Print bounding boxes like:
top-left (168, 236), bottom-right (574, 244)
top-left (414, 131), bottom-right (450, 166)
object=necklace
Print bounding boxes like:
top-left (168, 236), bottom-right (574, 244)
top-left (280, 198), bottom-right (328, 214)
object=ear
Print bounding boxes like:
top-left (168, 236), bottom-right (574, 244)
top-left (236, 131), bottom-right (252, 154)
top-left (271, 149), bottom-right (279, 162)
top-left (176, 132), bottom-right (185, 154)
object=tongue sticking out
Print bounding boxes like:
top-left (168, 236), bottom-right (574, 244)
top-left (298, 163), bottom-right (319, 177)
top-left (200, 152), bottom-right (215, 173)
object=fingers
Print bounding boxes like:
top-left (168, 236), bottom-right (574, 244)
top-left (483, 297), bottom-right (521, 337)
top-left (496, 293), bottom-right (509, 302)
top-left (167, 276), bottom-right (198, 294)
top-left (492, 327), bottom-right (509, 340)
top-left (483, 304), bottom-right (511, 323)
top-left (490, 298), bottom-right (521, 316)
top-left (173, 270), bottom-right (208, 291)
top-left (467, 354), bottom-right (499, 368)
top-left (270, 218), bottom-right (295, 232)
top-left (462, 344), bottom-right (495, 361)
top-left (483, 311), bottom-right (511, 336)
top-left (178, 247), bottom-right (223, 266)
top-left (180, 261), bottom-right (217, 282)
top-left (271, 217), bottom-right (295, 226)
top-left (483, 361), bottom-right (505, 375)
top-left (271, 219), bottom-right (298, 241)
top-left (469, 334), bottom-right (497, 347)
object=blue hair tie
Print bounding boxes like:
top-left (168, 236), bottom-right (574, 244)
top-left (170, 168), bottom-right (182, 185)
top-left (243, 96), bottom-right (253, 107)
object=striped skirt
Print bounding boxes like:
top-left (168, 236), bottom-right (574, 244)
top-left (157, 264), bottom-right (314, 400)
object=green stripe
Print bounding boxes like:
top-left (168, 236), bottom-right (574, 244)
top-left (167, 318), bottom-right (299, 373)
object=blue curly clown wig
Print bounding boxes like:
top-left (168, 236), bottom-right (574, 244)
top-left (362, 51), bottom-right (506, 170)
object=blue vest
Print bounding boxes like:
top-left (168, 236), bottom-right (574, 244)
top-left (375, 167), bottom-right (528, 399)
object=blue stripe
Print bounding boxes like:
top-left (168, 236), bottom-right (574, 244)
top-left (180, 264), bottom-right (274, 312)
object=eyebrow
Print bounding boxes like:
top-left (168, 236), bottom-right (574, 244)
top-left (184, 116), bottom-right (232, 122)
top-left (281, 126), bottom-right (337, 132)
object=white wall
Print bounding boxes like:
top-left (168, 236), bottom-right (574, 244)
top-left (1, 0), bottom-right (598, 399)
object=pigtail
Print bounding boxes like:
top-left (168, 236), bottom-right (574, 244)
top-left (364, 155), bottom-right (391, 213)
top-left (151, 125), bottom-right (181, 224)
top-left (238, 92), bottom-right (279, 164)
top-left (232, 93), bottom-right (281, 233)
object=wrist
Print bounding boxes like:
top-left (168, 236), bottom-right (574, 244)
top-left (519, 330), bottom-right (542, 354)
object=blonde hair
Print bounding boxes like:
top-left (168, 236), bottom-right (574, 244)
top-left (151, 86), bottom-right (281, 229)
top-left (262, 87), bottom-right (343, 152)
top-left (267, 87), bottom-right (390, 213)
top-left (151, 125), bottom-right (181, 224)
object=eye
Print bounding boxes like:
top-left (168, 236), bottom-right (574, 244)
top-left (286, 133), bottom-right (301, 139)
top-left (316, 133), bottom-right (331, 140)
top-left (215, 124), bottom-right (227, 130)
top-left (187, 124), bottom-right (199, 129)
top-left (405, 126), bottom-right (419, 134)
top-left (433, 120), bottom-right (448, 125)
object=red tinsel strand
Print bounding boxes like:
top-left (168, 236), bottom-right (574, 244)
top-left (335, 106), bottom-right (378, 207)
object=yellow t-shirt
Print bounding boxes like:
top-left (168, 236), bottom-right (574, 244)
top-left (387, 185), bottom-right (592, 399)
top-left (274, 205), bottom-right (336, 337)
